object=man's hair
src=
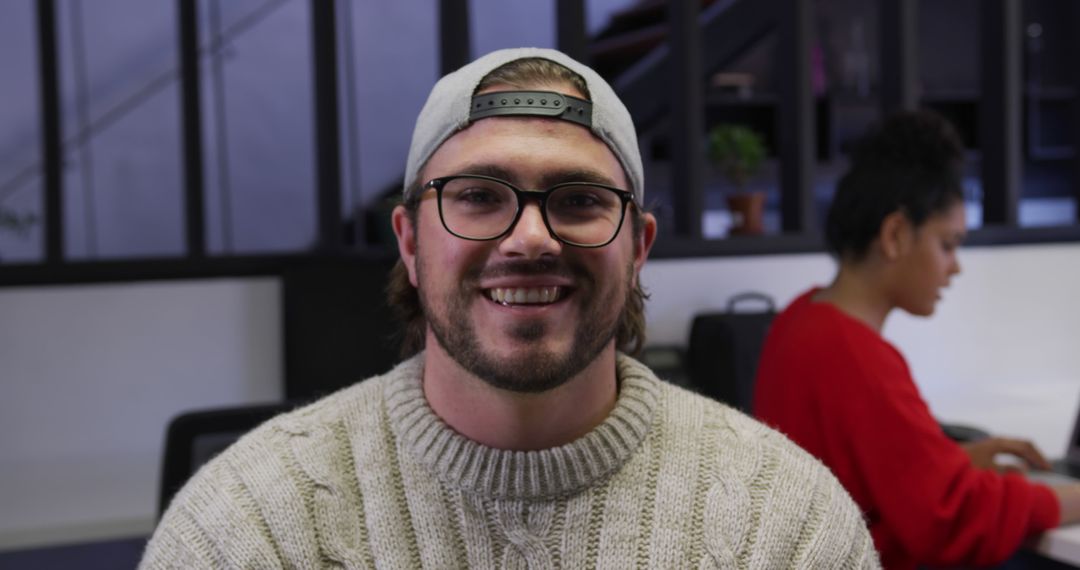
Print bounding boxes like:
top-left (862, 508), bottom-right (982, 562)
top-left (475, 57), bottom-right (590, 99)
top-left (824, 110), bottom-right (965, 261)
top-left (388, 57), bottom-right (649, 359)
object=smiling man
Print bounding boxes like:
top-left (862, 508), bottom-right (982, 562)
top-left (141, 48), bottom-right (878, 568)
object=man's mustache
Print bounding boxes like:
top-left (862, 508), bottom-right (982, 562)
top-left (473, 258), bottom-right (581, 281)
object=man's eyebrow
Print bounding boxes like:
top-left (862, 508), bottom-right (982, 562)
top-left (445, 164), bottom-right (622, 189)
top-left (539, 169), bottom-right (620, 189)
top-left (452, 164), bottom-right (516, 183)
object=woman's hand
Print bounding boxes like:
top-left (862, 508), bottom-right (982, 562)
top-left (961, 437), bottom-right (1052, 472)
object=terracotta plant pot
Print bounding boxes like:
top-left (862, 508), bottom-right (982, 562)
top-left (725, 192), bottom-right (766, 235)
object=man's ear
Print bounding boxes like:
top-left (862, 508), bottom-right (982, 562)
top-left (630, 212), bottom-right (656, 268)
top-left (878, 210), bottom-right (912, 261)
top-left (392, 205), bottom-right (419, 287)
top-left (633, 211), bottom-right (658, 274)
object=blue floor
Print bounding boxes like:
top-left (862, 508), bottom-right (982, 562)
top-left (0, 536), bottom-right (146, 570)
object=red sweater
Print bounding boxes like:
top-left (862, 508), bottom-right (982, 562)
top-left (753, 289), bottom-right (1059, 569)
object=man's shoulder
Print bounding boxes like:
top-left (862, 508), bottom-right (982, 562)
top-left (145, 362), bottom-right (421, 568)
top-left (614, 355), bottom-right (837, 477)
top-left (656, 380), bottom-right (842, 480)
top-left (652, 378), bottom-right (756, 431)
top-left (170, 361), bottom-right (412, 503)
top-left (269, 370), bottom-right (391, 433)
top-left (242, 368), bottom-right (390, 447)
top-left (645, 376), bottom-right (879, 566)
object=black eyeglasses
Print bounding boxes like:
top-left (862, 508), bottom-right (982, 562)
top-left (422, 174), bottom-right (634, 248)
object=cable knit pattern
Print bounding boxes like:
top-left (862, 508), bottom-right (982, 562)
top-left (141, 354), bottom-right (880, 569)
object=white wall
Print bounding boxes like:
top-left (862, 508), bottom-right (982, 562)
top-left (643, 241), bottom-right (1080, 458)
top-left (0, 278), bottom-right (282, 550)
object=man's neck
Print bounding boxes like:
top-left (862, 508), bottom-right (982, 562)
top-left (420, 339), bottom-right (620, 451)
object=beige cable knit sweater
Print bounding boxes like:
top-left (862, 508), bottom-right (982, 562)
top-left (141, 354), bottom-right (879, 568)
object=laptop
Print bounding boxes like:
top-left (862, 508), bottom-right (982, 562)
top-left (1027, 401), bottom-right (1080, 485)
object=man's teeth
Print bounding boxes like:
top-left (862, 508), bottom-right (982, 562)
top-left (488, 287), bottom-right (562, 305)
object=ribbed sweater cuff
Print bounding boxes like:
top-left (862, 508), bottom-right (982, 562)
top-left (1030, 482), bottom-right (1062, 531)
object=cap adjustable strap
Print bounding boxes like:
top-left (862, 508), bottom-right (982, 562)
top-left (470, 90), bottom-right (593, 128)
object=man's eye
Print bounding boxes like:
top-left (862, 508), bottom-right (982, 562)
top-left (456, 188), bottom-right (502, 204)
top-left (559, 191), bottom-right (602, 208)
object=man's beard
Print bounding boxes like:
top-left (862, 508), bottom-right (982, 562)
top-left (417, 255), bottom-right (631, 393)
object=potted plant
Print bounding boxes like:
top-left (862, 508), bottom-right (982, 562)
top-left (707, 124), bottom-right (767, 236)
top-left (0, 207), bottom-right (37, 260)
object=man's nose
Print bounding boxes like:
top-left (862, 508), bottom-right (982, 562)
top-left (498, 202), bottom-right (561, 258)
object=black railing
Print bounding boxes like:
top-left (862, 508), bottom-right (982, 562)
top-left (1075, 2), bottom-right (1080, 211)
top-left (3, 0), bottom-right (295, 257)
top-left (36, 0), bottom-right (63, 264)
top-left (177, 0), bottom-right (206, 257)
top-left (556, 0), bottom-right (588, 62)
top-left (669, 0), bottom-right (706, 239)
top-left (775, 0), bottom-right (815, 233)
top-left (439, 0), bottom-right (470, 76)
top-left (311, 0), bottom-right (343, 254)
top-left (981, 0), bottom-right (1023, 226)
top-left (880, 0), bottom-right (918, 113)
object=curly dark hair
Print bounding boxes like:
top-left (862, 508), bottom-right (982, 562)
top-left (824, 110), bottom-right (966, 261)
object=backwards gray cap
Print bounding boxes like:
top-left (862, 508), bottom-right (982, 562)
top-left (404, 47), bottom-right (644, 203)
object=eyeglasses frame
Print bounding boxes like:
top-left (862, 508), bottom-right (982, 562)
top-left (422, 174), bottom-right (635, 248)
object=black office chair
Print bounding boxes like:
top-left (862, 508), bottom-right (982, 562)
top-left (157, 402), bottom-right (295, 519)
top-left (685, 292), bottom-right (777, 413)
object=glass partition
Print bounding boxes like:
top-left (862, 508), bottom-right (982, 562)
top-left (0, 0), bottom-right (45, 263)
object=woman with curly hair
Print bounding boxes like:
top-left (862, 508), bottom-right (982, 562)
top-left (754, 110), bottom-right (1080, 569)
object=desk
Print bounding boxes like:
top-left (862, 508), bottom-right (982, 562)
top-left (1036, 525), bottom-right (1080, 567)
top-left (1027, 472), bottom-right (1080, 566)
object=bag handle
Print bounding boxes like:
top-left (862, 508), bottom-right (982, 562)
top-left (726, 291), bottom-right (776, 313)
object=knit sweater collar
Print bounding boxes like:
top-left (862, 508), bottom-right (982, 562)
top-left (384, 352), bottom-right (661, 501)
